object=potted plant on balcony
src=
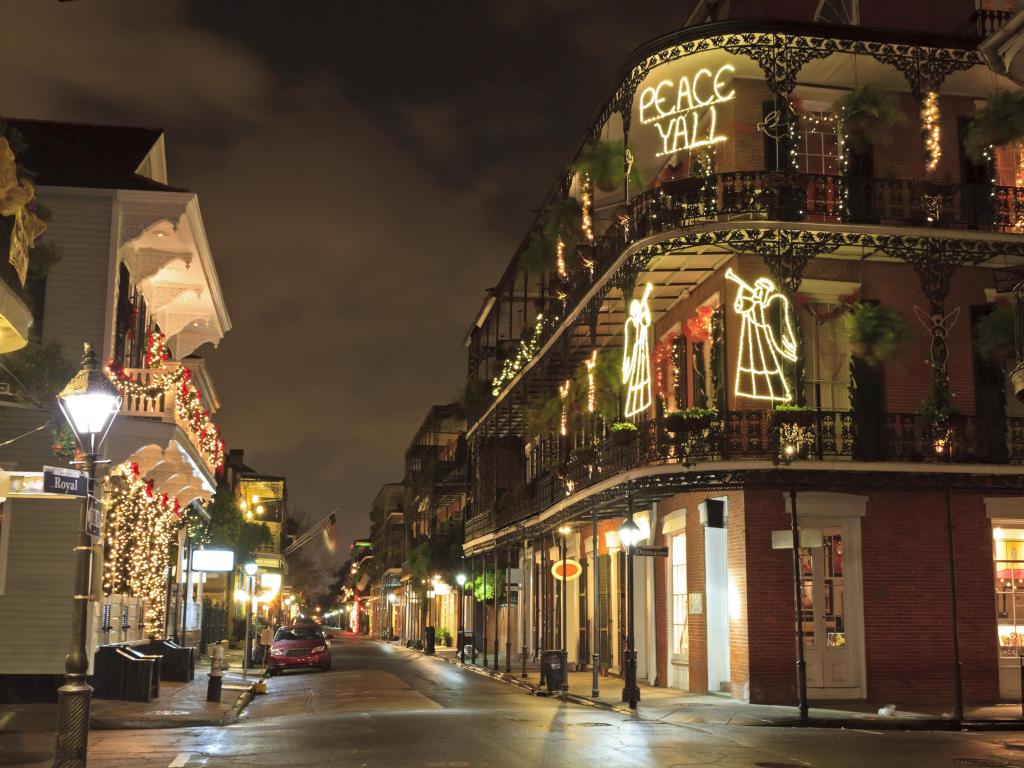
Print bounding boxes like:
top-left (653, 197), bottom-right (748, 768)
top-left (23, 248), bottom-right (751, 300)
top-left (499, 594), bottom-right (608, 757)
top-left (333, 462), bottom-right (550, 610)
top-left (570, 445), bottom-right (599, 466)
top-left (833, 85), bottom-right (906, 153)
top-left (665, 406), bottom-right (719, 435)
top-left (846, 302), bottom-right (908, 366)
top-left (609, 420), bottom-right (638, 446)
top-left (965, 90), bottom-right (1024, 162)
top-left (575, 139), bottom-right (645, 194)
top-left (974, 304), bottom-right (1016, 368)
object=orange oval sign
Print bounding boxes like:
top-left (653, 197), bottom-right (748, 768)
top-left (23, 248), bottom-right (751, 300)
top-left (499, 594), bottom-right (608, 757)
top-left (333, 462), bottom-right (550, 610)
top-left (551, 558), bottom-right (582, 581)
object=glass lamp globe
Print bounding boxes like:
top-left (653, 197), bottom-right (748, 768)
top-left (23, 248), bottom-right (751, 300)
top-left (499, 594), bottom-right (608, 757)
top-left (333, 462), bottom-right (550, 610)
top-left (244, 562), bottom-right (258, 577)
top-left (618, 517), bottom-right (643, 548)
top-left (57, 344), bottom-right (122, 454)
top-left (455, 573), bottom-right (467, 587)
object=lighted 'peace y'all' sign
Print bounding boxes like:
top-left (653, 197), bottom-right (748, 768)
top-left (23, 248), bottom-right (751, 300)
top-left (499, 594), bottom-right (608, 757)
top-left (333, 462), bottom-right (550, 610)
top-left (639, 63), bottom-right (736, 157)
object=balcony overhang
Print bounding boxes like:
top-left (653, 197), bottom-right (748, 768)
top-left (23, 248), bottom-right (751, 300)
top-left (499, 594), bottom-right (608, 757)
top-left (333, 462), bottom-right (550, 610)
top-left (980, 9), bottom-right (1024, 84)
top-left (104, 415), bottom-right (217, 497)
top-left (116, 190), bottom-right (231, 357)
top-left (464, 459), bottom-right (1024, 554)
top-left (471, 220), bottom-right (1024, 438)
top-left (0, 273), bottom-right (32, 354)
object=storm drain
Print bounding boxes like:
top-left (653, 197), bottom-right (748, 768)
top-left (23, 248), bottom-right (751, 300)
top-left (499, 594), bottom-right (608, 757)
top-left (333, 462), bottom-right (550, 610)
top-left (953, 760), bottom-right (1011, 767)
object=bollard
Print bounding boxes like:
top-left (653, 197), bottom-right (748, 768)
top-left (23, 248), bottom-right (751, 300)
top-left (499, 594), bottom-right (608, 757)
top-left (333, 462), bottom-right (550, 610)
top-left (207, 642), bottom-right (225, 702)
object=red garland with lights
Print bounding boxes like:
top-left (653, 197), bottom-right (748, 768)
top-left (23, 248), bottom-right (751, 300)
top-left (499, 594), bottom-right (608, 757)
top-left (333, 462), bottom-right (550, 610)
top-left (106, 333), bottom-right (225, 469)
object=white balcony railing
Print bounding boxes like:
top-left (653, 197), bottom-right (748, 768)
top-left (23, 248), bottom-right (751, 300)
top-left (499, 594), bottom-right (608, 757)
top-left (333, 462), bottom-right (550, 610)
top-left (117, 361), bottom-right (223, 475)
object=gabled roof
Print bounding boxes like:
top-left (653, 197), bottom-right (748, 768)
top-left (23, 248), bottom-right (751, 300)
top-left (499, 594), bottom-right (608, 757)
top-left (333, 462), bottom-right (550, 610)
top-left (4, 117), bottom-right (188, 192)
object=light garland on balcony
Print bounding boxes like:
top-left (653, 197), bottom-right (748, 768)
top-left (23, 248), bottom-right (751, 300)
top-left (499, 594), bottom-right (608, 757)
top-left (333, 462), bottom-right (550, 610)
top-left (586, 350), bottom-right (597, 413)
top-left (559, 379), bottom-right (570, 436)
top-left (107, 332), bottom-right (225, 469)
top-left (103, 461), bottom-right (181, 636)
top-left (491, 313), bottom-right (556, 396)
top-left (580, 173), bottom-right (594, 244)
top-left (922, 91), bottom-right (941, 174)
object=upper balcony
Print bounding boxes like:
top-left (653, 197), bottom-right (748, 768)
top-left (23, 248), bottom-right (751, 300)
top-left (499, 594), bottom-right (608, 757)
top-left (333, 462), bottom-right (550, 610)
top-left (116, 190), bottom-right (230, 358)
top-left (108, 356), bottom-right (224, 482)
top-left (468, 17), bottom-right (1024, 416)
top-left (462, 17), bottom-right (1024, 548)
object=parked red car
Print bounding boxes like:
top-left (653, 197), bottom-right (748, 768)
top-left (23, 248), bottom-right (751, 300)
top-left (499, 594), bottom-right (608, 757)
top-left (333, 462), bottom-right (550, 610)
top-left (267, 624), bottom-right (332, 675)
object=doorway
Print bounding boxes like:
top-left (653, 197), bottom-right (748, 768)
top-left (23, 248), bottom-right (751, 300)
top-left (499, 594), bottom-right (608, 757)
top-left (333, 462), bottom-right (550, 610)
top-left (797, 511), bottom-right (865, 696)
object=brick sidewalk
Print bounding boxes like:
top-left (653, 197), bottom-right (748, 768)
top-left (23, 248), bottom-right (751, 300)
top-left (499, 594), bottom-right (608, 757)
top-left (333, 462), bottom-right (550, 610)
top-left (0, 647), bottom-right (255, 734)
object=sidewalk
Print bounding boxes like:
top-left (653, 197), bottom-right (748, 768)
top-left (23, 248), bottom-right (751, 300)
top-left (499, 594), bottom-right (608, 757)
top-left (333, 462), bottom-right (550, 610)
top-left (0, 647), bottom-right (256, 734)
top-left (396, 642), bottom-right (1024, 731)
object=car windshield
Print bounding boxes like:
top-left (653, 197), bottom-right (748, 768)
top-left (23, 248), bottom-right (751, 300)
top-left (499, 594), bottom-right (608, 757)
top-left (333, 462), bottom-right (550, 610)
top-left (274, 627), bottom-right (321, 641)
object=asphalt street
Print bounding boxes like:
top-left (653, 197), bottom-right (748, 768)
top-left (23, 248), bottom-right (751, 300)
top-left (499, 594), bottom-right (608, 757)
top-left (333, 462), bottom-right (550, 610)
top-left (62, 636), bottom-right (1024, 767)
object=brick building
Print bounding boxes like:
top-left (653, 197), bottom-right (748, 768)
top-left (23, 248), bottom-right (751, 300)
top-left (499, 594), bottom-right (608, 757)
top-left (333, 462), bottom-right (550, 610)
top-left (459, 1), bottom-right (1024, 709)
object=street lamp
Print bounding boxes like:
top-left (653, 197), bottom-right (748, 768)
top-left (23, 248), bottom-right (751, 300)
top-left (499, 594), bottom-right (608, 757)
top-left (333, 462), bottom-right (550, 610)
top-left (618, 511), bottom-right (643, 710)
top-left (53, 344), bottom-right (121, 768)
top-left (455, 573), bottom-right (467, 662)
top-left (242, 562), bottom-right (258, 675)
top-left (387, 592), bottom-right (398, 641)
top-left (557, 525), bottom-right (572, 692)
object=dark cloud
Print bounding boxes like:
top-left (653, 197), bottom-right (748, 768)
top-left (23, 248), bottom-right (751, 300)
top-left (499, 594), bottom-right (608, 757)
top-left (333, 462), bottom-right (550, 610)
top-left (4, 0), bottom-right (687, 559)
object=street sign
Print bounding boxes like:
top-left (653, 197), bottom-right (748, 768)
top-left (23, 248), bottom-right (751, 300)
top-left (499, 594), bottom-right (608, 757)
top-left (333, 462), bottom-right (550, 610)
top-left (43, 466), bottom-right (87, 497)
top-left (191, 548), bottom-right (235, 572)
top-left (633, 546), bottom-right (668, 558)
top-left (771, 529), bottom-right (823, 550)
top-left (551, 559), bottom-right (582, 581)
top-left (87, 500), bottom-right (101, 538)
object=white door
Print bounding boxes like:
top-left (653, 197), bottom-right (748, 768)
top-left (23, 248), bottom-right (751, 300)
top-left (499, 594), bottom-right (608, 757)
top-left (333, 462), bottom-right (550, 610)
top-left (669, 533), bottom-right (689, 690)
top-left (800, 524), bottom-right (857, 688)
top-left (705, 524), bottom-right (730, 693)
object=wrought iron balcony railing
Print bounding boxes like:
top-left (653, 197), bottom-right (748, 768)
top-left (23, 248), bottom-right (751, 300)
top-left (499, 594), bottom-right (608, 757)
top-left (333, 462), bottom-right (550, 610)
top-left (465, 410), bottom-right (1024, 540)
top-left (488, 172), bottom-right (1024, 403)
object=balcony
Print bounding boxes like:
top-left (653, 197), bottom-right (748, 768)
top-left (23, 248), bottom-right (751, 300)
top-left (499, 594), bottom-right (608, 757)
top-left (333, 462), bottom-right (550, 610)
top-left (465, 411), bottom-right (1024, 541)
top-left (115, 361), bottom-right (223, 477)
top-left (954, 8), bottom-right (1012, 39)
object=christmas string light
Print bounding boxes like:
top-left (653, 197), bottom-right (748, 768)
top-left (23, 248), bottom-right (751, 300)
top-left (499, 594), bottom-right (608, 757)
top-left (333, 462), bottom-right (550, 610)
top-left (107, 333), bottom-right (225, 469)
top-left (103, 461), bottom-right (181, 636)
top-left (580, 173), bottom-right (594, 243)
top-left (586, 350), bottom-right (597, 413)
top-left (559, 379), bottom-right (571, 436)
top-left (922, 91), bottom-right (941, 174)
top-left (492, 313), bottom-right (557, 396)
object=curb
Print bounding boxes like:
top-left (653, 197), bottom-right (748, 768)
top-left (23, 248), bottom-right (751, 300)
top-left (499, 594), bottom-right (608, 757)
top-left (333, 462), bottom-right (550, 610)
top-left (386, 641), bottom-right (1024, 732)
top-left (89, 683), bottom-right (254, 731)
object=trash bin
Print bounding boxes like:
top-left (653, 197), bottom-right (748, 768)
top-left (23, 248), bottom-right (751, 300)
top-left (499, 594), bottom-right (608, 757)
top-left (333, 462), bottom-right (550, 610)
top-left (425, 625), bottom-right (436, 655)
top-left (458, 634), bottom-right (473, 663)
top-left (540, 649), bottom-right (566, 693)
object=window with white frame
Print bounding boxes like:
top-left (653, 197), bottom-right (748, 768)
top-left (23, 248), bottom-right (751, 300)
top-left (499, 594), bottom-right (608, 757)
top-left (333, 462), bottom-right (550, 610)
top-left (671, 533), bottom-right (688, 658)
top-left (802, 307), bottom-right (851, 410)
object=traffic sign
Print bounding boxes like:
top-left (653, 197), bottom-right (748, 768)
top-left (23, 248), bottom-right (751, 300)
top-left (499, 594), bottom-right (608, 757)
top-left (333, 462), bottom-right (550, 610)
top-left (633, 546), bottom-right (668, 557)
top-left (43, 466), bottom-right (87, 497)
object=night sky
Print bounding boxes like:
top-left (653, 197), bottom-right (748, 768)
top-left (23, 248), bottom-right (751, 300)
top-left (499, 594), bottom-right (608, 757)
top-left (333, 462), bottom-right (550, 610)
top-left (7, 1), bottom-right (688, 558)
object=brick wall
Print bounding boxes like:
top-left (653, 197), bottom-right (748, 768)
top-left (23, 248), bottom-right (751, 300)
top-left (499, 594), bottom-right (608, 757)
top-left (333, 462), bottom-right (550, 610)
top-left (742, 485), bottom-right (999, 706)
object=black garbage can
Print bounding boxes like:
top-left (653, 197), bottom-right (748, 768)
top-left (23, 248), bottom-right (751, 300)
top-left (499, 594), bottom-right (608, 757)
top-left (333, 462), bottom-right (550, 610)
top-left (459, 631), bottom-right (475, 663)
top-left (425, 625), bottom-right (436, 656)
top-left (540, 649), bottom-right (566, 693)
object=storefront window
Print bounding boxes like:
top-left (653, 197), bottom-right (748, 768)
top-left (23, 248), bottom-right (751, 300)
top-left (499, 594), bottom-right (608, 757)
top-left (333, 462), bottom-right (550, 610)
top-left (994, 527), bottom-right (1024, 657)
top-left (799, 548), bottom-right (815, 648)
top-left (671, 534), bottom-right (688, 658)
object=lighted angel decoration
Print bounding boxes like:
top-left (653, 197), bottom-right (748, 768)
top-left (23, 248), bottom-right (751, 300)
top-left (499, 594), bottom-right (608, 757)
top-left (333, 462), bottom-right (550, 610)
top-left (622, 283), bottom-right (654, 417)
top-left (725, 268), bottom-right (798, 403)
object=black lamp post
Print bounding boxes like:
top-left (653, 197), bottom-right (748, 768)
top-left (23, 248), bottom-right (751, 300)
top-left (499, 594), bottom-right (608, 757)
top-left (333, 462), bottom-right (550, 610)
top-left (53, 344), bottom-right (121, 768)
top-left (557, 525), bottom-right (571, 692)
top-left (456, 572), bottom-right (467, 662)
top-left (618, 512), bottom-right (642, 710)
